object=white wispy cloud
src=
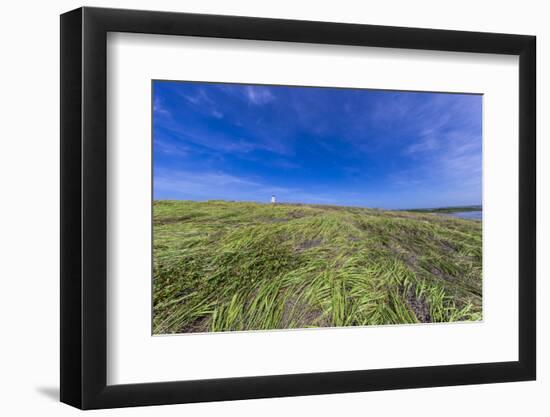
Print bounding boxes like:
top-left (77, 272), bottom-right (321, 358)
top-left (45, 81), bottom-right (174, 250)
top-left (153, 139), bottom-right (188, 157)
top-left (267, 159), bottom-right (301, 170)
top-left (182, 88), bottom-right (212, 106)
top-left (244, 86), bottom-right (275, 105)
top-left (211, 109), bottom-right (224, 119)
top-left (153, 97), bottom-right (170, 117)
top-left (378, 94), bottom-right (482, 205)
top-left (403, 123), bottom-right (450, 155)
top-left (182, 88), bottom-right (225, 120)
top-left (154, 168), bottom-right (353, 205)
top-left (155, 169), bottom-right (289, 201)
top-left (160, 121), bottom-right (289, 156)
top-left (389, 132), bottom-right (482, 203)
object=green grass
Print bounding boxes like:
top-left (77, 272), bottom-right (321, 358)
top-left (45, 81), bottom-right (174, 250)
top-left (153, 200), bottom-right (482, 334)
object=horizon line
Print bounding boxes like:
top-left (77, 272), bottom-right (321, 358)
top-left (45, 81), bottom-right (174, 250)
top-left (152, 198), bottom-right (482, 211)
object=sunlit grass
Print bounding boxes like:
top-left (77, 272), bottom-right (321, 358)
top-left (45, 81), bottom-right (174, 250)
top-left (153, 200), bottom-right (482, 334)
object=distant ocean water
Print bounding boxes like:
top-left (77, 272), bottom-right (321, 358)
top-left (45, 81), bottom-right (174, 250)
top-left (441, 210), bottom-right (482, 221)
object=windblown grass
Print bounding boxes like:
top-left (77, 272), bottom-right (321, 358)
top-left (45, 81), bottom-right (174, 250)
top-left (153, 200), bottom-right (482, 334)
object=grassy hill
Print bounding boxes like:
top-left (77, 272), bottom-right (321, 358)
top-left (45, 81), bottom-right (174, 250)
top-left (153, 200), bottom-right (482, 334)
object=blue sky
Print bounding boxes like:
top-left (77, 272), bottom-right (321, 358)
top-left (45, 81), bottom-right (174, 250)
top-left (153, 81), bottom-right (482, 209)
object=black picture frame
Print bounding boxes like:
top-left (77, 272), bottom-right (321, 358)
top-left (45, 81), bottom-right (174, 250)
top-left (60, 6), bottom-right (536, 410)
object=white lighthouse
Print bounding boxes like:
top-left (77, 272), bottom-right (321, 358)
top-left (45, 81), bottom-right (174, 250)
top-left (271, 195), bottom-right (276, 204)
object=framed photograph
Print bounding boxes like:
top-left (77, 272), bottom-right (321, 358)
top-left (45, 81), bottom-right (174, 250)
top-left (60, 7), bottom-right (536, 409)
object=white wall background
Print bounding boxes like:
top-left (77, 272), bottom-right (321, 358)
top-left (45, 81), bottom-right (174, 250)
top-left (0, 0), bottom-right (546, 415)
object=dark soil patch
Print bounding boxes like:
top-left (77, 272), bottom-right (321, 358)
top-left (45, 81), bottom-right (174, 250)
top-left (295, 239), bottom-right (322, 252)
top-left (265, 217), bottom-right (290, 223)
top-left (439, 240), bottom-right (459, 253)
top-left (406, 289), bottom-right (431, 323)
top-left (180, 316), bottom-right (210, 333)
top-left (155, 215), bottom-right (199, 226)
top-left (307, 311), bottom-right (332, 328)
top-left (288, 210), bottom-right (307, 219)
top-left (430, 266), bottom-right (451, 281)
top-left (386, 242), bottom-right (419, 271)
top-left (264, 211), bottom-right (306, 224)
top-left (401, 251), bottom-right (419, 270)
top-left (386, 242), bottom-right (455, 283)
top-left (281, 295), bottom-right (330, 328)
